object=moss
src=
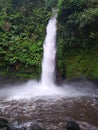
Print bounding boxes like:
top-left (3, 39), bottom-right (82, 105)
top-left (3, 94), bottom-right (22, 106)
top-left (63, 49), bottom-right (98, 79)
top-left (0, 71), bottom-right (40, 80)
top-left (0, 71), bottom-right (8, 77)
top-left (15, 72), bottom-right (40, 79)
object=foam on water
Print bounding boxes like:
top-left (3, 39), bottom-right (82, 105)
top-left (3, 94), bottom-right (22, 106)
top-left (0, 79), bottom-right (94, 100)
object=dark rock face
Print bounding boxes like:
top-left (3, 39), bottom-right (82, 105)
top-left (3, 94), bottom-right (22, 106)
top-left (66, 121), bottom-right (80, 130)
top-left (0, 119), bottom-right (46, 130)
top-left (0, 118), bottom-right (19, 130)
top-left (30, 124), bottom-right (46, 130)
top-left (93, 89), bottom-right (98, 100)
top-left (78, 121), bottom-right (98, 130)
top-left (0, 118), bottom-right (11, 130)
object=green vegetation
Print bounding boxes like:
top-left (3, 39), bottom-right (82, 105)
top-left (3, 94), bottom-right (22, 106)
top-left (0, 0), bottom-right (98, 80)
top-left (57, 0), bottom-right (98, 79)
top-left (0, 0), bottom-right (51, 79)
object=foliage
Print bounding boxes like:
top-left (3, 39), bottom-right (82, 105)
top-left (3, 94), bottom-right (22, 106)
top-left (0, 0), bottom-right (51, 79)
top-left (44, 0), bottom-right (58, 10)
top-left (0, 0), bottom-right (98, 79)
top-left (57, 0), bottom-right (98, 79)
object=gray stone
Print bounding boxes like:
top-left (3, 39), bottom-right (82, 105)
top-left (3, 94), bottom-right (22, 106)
top-left (30, 124), bottom-right (46, 130)
top-left (0, 118), bottom-right (10, 130)
top-left (66, 121), bottom-right (80, 130)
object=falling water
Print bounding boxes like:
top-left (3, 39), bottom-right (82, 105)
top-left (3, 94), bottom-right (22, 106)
top-left (41, 16), bottom-right (57, 85)
top-left (0, 14), bottom-right (95, 100)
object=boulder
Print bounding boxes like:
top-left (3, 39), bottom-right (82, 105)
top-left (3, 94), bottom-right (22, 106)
top-left (94, 89), bottom-right (98, 99)
top-left (30, 124), bottom-right (46, 130)
top-left (77, 121), bottom-right (98, 130)
top-left (66, 121), bottom-right (80, 130)
top-left (0, 118), bottom-right (11, 130)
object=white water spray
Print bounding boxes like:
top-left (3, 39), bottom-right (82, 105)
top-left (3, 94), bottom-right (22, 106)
top-left (0, 15), bottom-right (95, 100)
top-left (41, 17), bottom-right (57, 85)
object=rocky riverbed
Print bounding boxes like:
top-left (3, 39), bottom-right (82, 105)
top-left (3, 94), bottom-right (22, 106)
top-left (0, 79), bottom-right (98, 130)
top-left (0, 96), bottom-right (98, 130)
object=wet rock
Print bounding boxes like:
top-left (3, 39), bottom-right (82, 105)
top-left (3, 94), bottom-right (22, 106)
top-left (30, 124), bottom-right (46, 130)
top-left (0, 118), bottom-right (10, 130)
top-left (94, 89), bottom-right (98, 99)
top-left (66, 121), bottom-right (80, 130)
top-left (8, 125), bottom-right (19, 130)
top-left (78, 121), bottom-right (98, 130)
top-left (0, 118), bottom-right (19, 130)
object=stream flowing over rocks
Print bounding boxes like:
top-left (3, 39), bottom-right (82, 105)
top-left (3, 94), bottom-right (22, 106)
top-left (0, 95), bottom-right (98, 130)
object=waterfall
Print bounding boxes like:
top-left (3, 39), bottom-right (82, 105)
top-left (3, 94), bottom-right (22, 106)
top-left (0, 12), bottom-right (93, 100)
top-left (41, 16), bottom-right (57, 86)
